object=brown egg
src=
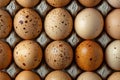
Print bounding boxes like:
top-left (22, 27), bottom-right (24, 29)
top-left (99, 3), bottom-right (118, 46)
top-left (44, 8), bottom-right (73, 40)
top-left (14, 8), bottom-right (42, 39)
top-left (0, 71), bottom-right (11, 80)
top-left (108, 72), bottom-right (120, 80)
top-left (14, 40), bottom-right (42, 70)
top-left (106, 9), bottom-right (120, 39)
top-left (16, 0), bottom-right (40, 7)
top-left (0, 9), bottom-right (12, 39)
top-left (15, 71), bottom-right (41, 80)
top-left (75, 40), bottom-right (103, 71)
top-left (45, 70), bottom-right (72, 80)
top-left (0, 0), bottom-right (10, 7)
top-left (107, 0), bottom-right (120, 8)
top-left (46, 0), bottom-right (71, 7)
top-left (78, 0), bottom-right (101, 7)
top-left (0, 40), bottom-right (12, 70)
top-left (45, 41), bottom-right (73, 70)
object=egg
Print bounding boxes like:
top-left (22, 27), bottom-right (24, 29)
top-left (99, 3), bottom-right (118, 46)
top-left (105, 40), bottom-right (120, 71)
top-left (78, 0), bottom-right (101, 7)
top-left (0, 71), bottom-right (11, 80)
top-left (77, 72), bottom-right (102, 80)
top-left (16, 0), bottom-right (40, 7)
top-left (14, 8), bottom-right (42, 39)
top-left (46, 0), bottom-right (71, 7)
top-left (0, 0), bottom-right (10, 7)
top-left (15, 71), bottom-right (41, 80)
top-left (44, 8), bottom-right (73, 40)
top-left (45, 41), bottom-right (73, 70)
top-left (75, 8), bottom-right (104, 39)
top-left (0, 9), bottom-right (12, 39)
top-left (45, 70), bottom-right (72, 80)
top-left (107, 72), bottom-right (120, 80)
top-left (0, 40), bottom-right (12, 70)
top-left (14, 40), bottom-right (42, 70)
top-left (75, 40), bottom-right (103, 71)
top-left (105, 9), bottom-right (120, 39)
top-left (107, 0), bottom-right (120, 8)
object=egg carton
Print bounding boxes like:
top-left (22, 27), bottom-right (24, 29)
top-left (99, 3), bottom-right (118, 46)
top-left (0, 0), bottom-right (115, 80)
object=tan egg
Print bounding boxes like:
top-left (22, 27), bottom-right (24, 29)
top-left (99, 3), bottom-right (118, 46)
top-left (15, 71), bottom-right (41, 80)
top-left (44, 8), bottom-right (73, 40)
top-left (14, 40), bottom-right (42, 70)
top-left (45, 70), bottom-right (72, 80)
top-left (46, 0), bottom-right (71, 7)
top-left (0, 9), bottom-right (12, 39)
top-left (78, 0), bottom-right (101, 7)
top-left (14, 8), bottom-right (42, 39)
top-left (75, 40), bottom-right (103, 71)
top-left (106, 9), bottom-right (120, 39)
top-left (77, 72), bottom-right (102, 80)
top-left (0, 40), bottom-right (12, 70)
top-left (108, 72), bottom-right (120, 80)
top-left (107, 0), bottom-right (120, 8)
top-left (45, 41), bottom-right (73, 69)
top-left (16, 0), bottom-right (40, 7)
top-left (0, 0), bottom-right (10, 7)
top-left (75, 8), bottom-right (104, 39)
top-left (0, 71), bottom-right (11, 80)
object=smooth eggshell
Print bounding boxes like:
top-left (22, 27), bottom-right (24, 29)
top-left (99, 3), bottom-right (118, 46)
top-left (45, 41), bottom-right (73, 69)
top-left (75, 40), bottom-right (103, 71)
top-left (75, 8), bottom-right (104, 39)
top-left (0, 0), bottom-right (10, 7)
top-left (45, 70), bottom-right (72, 80)
top-left (0, 71), bottom-right (11, 80)
top-left (106, 9), bottom-right (120, 39)
top-left (107, 0), bottom-right (120, 8)
top-left (108, 72), bottom-right (120, 80)
top-left (14, 40), bottom-right (42, 70)
top-left (14, 8), bottom-right (42, 39)
top-left (105, 40), bottom-right (120, 70)
top-left (45, 8), bottom-right (73, 40)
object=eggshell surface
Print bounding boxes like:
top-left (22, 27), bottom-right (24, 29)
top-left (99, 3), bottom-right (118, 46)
top-left (108, 72), bottom-right (120, 80)
top-left (0, 0), bottom-right (10, 7)
top-left (107, 0), bottom-right (120, 8)
top-left (0, 71), bottom-right (11, 80)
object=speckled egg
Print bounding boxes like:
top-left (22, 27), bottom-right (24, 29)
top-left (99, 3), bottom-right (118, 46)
top-left (106, 40), bottom-right (120, 71)
top-left (14, 8), bottom-right (42, 39)
top-left (0, 9), bottom-right (12, 39)
top-left (46, 0), bottom-right (71, 7)
top-left (16, 0), bottom-right (40, 7)
top-left (14, 40), bottom-right (42, 70)
top-left (15, 71), bottom-right (41, 80)
top-left (44, 8), bottom-right (73, 40)
top-left (106, 9), bottom-right (120, 39)
top-left (107, 0), bottom-right (120, 8)
top-left (77, 72), bottom-right (102, 80)
top-left (0, 0), bottom-right (10, 7)
top-left (108, 72), bottom-right (120, 80)
top-left (75, 40), bottom-right (103, 71)
top-left (45, 70), bottom-right (72, 80)
top-left (0, 40), bottom-right (12, 70)
top-left (45, 41), bottom-right (73, 70)
top-left (0, 71), bottom-right (11, 80)
top-left (75, 8), bottom-right (104, 39)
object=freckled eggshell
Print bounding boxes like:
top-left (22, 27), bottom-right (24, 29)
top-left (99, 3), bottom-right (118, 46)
top-left (45, 70), bottom-right (72, 80)
top-left (15, 71), bottom-right (41, 80)
top-left (14, 8), bottom-right (42, 39)
top-left (45, 41), bottom-right (73, 70)
top-left (0, 9), bottom-right (12, 39)
top-left (46, 0), bottom-right (71, 7)
top-left (78, 0), bottom-right (101, 7)
top-left (108, 72), bottom-right (120, 80)
top-left (14, 40), bottom-right (42, 70)
top-left (0, 0), bottom-right (10, 7)
top-left (0, 40), bottom-right (12, 70)
top-left (0, 71), bottom-right (11, 80)
top-left (77, 72), bottom-right (102, 80)
top-left (16, 0), bottom-right (40, 7)
top-left (75, 40), bottom-right (103, 71)
top-left (105, 9), bottom-right (120, 39)
top-left (105, 40), bottom-right (120, 71)
top-left (44, 8), bottom-right (73, 40)
top-left (75, 8), bottom-right (104, 39)
top-left (107, 0), bottom-right (120, 8)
